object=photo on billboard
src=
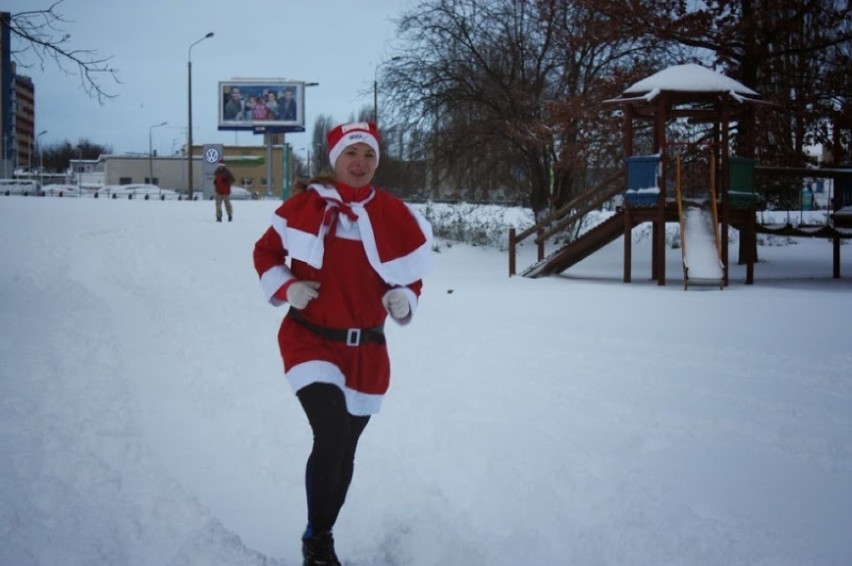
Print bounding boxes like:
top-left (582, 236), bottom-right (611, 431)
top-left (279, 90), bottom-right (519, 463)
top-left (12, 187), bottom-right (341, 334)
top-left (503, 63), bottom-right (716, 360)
top-left (218, 80), bottom-right (305, 131)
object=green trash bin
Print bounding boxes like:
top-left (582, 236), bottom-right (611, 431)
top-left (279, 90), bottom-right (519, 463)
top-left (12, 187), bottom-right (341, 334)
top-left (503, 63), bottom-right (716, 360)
top-left (728, 156), bottom-right (757, 208)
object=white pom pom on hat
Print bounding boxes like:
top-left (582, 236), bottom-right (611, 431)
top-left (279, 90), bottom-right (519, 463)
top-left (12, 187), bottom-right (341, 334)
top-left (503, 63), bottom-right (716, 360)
top-left (327, 121), bottom-right (381, 168)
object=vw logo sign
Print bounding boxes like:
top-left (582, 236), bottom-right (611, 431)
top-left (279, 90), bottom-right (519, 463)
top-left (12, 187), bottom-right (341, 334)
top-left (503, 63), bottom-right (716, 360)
top-left (205, 148), bottom-right (220, 163)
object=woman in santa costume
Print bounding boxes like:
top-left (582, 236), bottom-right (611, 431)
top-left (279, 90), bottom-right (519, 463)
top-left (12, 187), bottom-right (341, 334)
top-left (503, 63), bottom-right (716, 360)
top-left (253, 121), bottom-right (433, 566)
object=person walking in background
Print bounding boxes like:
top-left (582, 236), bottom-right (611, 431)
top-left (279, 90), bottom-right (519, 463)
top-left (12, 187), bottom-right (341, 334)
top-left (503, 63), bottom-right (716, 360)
top-left (214, 160), bottom-right (235, 222)
top-left (252, 121), bottom-right (434, 566)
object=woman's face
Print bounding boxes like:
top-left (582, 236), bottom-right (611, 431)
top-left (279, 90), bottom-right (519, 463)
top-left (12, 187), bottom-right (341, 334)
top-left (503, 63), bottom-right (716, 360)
top-left (333, 142), bottom-right (377, 188)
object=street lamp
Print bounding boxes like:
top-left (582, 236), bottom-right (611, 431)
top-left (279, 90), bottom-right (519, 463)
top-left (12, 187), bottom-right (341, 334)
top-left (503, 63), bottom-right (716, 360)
top-left (373, 57), bottom-right (401, 124)
top-left (305, 85), bottom-right (320, 176)
top-left (36, 130), bottom-right (47, 187)
top-left (187, 31), bottom-right (214, 201)
top-left (306, 147), bottom-right (311, 177)
top-left (148, 121), bottom-right (167, 187)
top-left (277, 81), bottom-right (318, 199)
top-left (76, 144), bottom-right (83, 194)
top-left (307, 141), bottom-right (324, 177)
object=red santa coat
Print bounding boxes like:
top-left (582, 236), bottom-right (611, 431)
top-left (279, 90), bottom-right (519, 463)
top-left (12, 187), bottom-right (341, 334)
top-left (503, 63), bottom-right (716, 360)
top-left (253, 182), bottom-right (434, 415)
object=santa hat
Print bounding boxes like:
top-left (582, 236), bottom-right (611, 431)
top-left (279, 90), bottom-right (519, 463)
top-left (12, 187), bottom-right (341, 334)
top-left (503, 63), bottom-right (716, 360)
top-left (327, 121), bottom-right (381, 168)
top-left (217, 159), bottom-right (225, 167)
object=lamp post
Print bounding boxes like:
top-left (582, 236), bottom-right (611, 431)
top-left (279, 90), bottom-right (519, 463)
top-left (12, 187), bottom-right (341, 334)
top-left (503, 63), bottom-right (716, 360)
top-left (308, 141), bottom-right (323, 177)
top-left (187, 31), bottom-right (214, 201)
top-left (76, 144), bottom-right (83, 195)
top-left (148, 121), bottom-right (167, 188)
top-left (36, 130), bottom-right (47, 187)
top-left (373, 57), bottom-right (401, 124)
top-left (277, 81), bottom-right (319, 198)
top-left (305, 84), bottom-right (320, 176)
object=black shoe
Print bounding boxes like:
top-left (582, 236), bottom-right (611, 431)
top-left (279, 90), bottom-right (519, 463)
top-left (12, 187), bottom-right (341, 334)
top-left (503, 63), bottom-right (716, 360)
top-left (216, 217), bottom-right (222, 222)
top-left (302, 531), bottom-right (340, 566)
top-left (228, 215), bottom-right (232, 222)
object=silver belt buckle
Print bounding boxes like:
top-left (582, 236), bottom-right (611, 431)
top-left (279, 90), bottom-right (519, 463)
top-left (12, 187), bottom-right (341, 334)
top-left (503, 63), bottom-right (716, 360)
top-left (346, 328), bottom-right (361, 346)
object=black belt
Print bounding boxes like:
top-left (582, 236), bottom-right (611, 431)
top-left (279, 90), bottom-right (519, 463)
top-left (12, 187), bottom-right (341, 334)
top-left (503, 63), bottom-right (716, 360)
top-left (287, 309), bottom-right (386, 346)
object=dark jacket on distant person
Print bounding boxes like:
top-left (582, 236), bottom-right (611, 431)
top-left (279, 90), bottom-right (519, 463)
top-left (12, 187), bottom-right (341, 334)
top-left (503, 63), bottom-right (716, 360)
top-left (214, 166), bottom-right (235, 196)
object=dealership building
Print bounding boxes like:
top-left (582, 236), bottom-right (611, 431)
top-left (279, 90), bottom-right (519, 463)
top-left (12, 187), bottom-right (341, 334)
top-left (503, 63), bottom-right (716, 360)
top-left (69, 143), bottom-right (295, 199)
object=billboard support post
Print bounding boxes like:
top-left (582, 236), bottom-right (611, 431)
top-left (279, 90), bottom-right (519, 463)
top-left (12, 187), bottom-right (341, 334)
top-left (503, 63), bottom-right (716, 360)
top-left (265, 132), bottom-right (273, 197)
top-left (283, 142), bottom-right (291, 201)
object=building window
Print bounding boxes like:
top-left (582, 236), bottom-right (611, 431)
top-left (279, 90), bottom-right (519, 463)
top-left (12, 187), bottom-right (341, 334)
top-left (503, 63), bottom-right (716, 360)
top-left (242, 178), bottom-right (253, 188)
top-left (119, 176), bottom-right (132, 184)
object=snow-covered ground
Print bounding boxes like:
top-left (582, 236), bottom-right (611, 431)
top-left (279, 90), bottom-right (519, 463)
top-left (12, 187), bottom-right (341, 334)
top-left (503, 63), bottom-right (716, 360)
top-left (1, 196), bottom-right (850, 565)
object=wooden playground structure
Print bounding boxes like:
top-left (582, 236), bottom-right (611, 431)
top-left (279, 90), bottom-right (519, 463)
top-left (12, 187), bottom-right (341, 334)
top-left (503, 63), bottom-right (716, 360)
top-left (509, 65), bottom-right (852, 286)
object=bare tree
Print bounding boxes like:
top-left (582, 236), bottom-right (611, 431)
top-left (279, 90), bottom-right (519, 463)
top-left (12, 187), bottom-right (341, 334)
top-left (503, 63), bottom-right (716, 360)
top-left (384, 0), bottom-right (670, 215)
top-left (5, 0), bottom-right (120, 104)
top-left (41, 138), bottom-right (111, 173)
top-left (543, 0), bottom-right (671, 209)
top-left (387, 0), bottom-right (559, 210)
top-left (307, 114), bottom-right (337, 176)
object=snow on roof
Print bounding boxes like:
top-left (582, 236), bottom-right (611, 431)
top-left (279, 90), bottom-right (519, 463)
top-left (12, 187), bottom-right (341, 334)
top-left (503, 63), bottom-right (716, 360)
top-left (623, 63), bottom-right (759, 96)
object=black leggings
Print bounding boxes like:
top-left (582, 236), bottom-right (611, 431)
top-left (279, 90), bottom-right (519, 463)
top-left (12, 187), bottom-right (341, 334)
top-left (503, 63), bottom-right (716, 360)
top-left (297, 382), bottom-right (370, 536)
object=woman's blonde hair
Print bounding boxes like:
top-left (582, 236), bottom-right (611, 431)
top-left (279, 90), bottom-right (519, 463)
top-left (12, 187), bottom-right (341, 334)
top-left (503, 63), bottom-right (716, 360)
top-left (291, 172), bottom-right (335, 197)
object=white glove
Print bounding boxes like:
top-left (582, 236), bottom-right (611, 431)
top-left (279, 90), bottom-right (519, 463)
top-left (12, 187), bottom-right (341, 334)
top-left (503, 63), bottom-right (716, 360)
top-left (382, 288), bottom-right (410, 319)
top-left (287, 281), bottom-right (320, 309)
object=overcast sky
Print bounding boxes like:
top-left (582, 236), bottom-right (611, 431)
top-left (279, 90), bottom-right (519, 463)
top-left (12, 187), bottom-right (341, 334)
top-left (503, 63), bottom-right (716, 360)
top-left (6, 0), bottom-right (414, 159)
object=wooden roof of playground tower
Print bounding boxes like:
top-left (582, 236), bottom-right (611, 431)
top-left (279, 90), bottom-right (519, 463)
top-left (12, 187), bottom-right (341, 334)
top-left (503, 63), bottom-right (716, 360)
top-left (605, 63), bottom-right (773, 120)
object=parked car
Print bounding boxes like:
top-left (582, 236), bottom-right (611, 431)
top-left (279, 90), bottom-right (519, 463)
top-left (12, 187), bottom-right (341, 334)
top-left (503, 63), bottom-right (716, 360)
top-left (206, 186), bottom-right (256, 200)
top-left (41, 184), bottom-right (81, 197)
top-left (0, 179), bottom-right (41, 196)
top-left (172, 188), bottom-right (205, 201)
top-left (94, 184), bottom-right (179, 200)
top-left (229, 186), bottom-right (255, 200)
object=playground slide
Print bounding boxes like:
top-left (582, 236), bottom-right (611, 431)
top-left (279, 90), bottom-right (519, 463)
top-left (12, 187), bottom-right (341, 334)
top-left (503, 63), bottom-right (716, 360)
top-left (682, 207), bottom-right (724, 285)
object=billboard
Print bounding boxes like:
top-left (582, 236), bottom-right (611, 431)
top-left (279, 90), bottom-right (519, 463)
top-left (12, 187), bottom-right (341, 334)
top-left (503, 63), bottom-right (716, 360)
top-left (218, 80), bottom-right (305, 132)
